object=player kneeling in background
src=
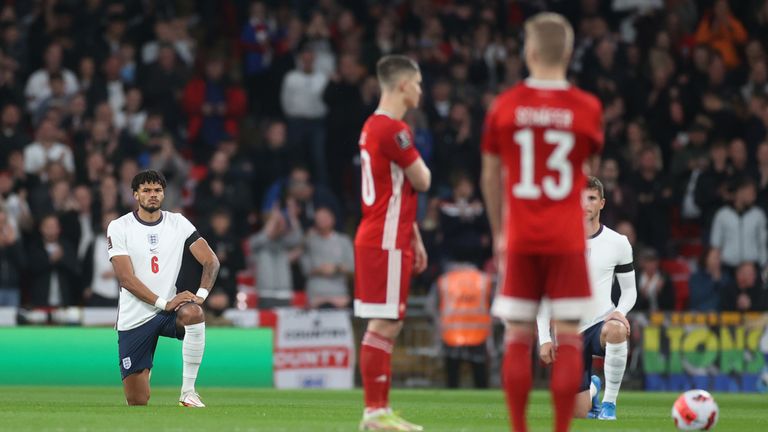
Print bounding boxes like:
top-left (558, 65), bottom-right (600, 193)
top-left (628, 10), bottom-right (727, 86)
top-left (108, 170), bottom-right (219, 407)
top-left (538, 177), bottom-right (635, 420)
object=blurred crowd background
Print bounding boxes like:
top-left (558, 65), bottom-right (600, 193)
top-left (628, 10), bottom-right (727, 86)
top-left (0, 0), bottom-right (766, 318)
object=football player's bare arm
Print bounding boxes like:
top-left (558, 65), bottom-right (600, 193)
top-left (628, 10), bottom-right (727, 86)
top-left (481, 154), bottom-right (502, 242)
top-left (189, 237), bottom-right (220, 294)
top-left (110, 255), bottom-right (196, 310)
top-left (404, 157), bottom-right (431, 192)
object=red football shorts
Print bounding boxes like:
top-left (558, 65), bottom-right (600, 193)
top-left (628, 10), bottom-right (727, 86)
top-left (354, 246), bottom-right (413, 320)
top-left (492, 251), bottom-right (592, 321)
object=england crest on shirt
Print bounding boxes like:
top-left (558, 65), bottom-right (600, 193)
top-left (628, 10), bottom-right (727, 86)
top-left (148, 233), bottom-right (159, 249)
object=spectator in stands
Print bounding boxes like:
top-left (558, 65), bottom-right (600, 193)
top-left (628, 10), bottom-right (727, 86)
top-left (434, 102), bottom-right (480, 191)
top-left (27, 214), bottom-right (79, 307)
top-left (142, 18), bottom-right (195, 66)
top-left (301, 207), bottom-right (354, 309)
top-left (120, 87), bottom-right (147, 137)
top-left (73, 185), bottom-right (94, 262)
top-left (0, 208), bottom-right (24, 306)
top-left (721, 262), bottom-right (765, 311)
top-left (280, 44), bottom-right (329, 186)
top-left (82, 210), bottom-right (119, 307)
top-left (0, 170), bottom-right (31, 235)
top-left (139, 43), bottom-right (188, 131)
top-left (146, 133), bottom-right (188, 210)
top-left (710, 178), bottom-right (767, 274)
top-left (634, 248), bottom-right (676, 312)
top-left (34, 72), bottom-right (69, 126)
top-left (689, 248), bottom-right (732, 312)
top-left (630, 146), bottom-right (673, 255)
top-left (438, 172), bottom-right (489, 267)
top-left (247, 203), bottom-right (303, 308)
top-left (182, 53), bottom-right (247, 162)
top-left (695, 0), bottom-right (748, 69)
top-left (194, 150), bottom-right (251, 234)
top-left (756, 141), bottom-right (768, 215)
top-left (203, 209), bottom-right (245, 310)
top-left (24, 43), bottom-right (78, 113)
top-left (695, 140), bottom-right (733, 239)
top-left (240, 1), bottom-right (274, 115)
top-left (252, 120), bottom-right (295, 207)
top-left (262, 165), bottom-right (341, 231)
top-left (323, 53), bottom-right (367, 196)
top-left (23, 119), bottom-right (74, 176)
top-left (599, 158), bottom-right (636, 228)
top-left (0, 103), bottom-right (28, 169)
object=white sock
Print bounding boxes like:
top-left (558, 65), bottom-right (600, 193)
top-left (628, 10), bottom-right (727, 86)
top-left (181, 322), bottom-right (206, 395)
top-left (589, 381), bottom-right (597, 399)
top-left (602, 341), bottom-right (628, 404)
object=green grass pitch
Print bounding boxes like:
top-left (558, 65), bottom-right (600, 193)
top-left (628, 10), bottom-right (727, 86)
top-left (0, 387), bottom-right (765, 431)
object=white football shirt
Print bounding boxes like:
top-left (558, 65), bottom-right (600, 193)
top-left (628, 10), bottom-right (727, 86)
top-left (581, 224), bottom-right (634, 331)
top-left (107, 210), bottom-right (198, 331)
top-left (537, 224), bottom-right (635, 344)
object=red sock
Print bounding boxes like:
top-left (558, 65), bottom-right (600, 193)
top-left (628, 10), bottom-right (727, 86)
top-left (360, 331), bottom-right (393, 410)
top-left (502, 332), bottom-right (533, 432)
top-left (551, 333), bottom-right (583, 432)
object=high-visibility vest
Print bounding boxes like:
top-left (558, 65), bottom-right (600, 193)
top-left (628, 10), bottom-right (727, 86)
top-left (438, 268), bottom-right (492, 347)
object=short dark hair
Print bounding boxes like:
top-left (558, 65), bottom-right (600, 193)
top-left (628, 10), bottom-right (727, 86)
top-left (131, 170), bottom-right (167, 192)
top-left (376, 55), bottom-right (420, 89)
top-left (586, 176), bottom-right (604, 199)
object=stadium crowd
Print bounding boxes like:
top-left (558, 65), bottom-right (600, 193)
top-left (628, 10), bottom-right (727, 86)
top-left (0, 0), bottom-right (766, 315)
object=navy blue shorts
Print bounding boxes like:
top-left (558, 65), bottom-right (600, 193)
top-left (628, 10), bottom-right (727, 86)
top-left (580, 321), bottom-right (606, 392)
top-left (117, 311), bottom-right (183, 380)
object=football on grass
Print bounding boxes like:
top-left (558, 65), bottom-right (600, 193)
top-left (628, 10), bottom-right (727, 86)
top-left (672, 389), bottom-right (719, 431)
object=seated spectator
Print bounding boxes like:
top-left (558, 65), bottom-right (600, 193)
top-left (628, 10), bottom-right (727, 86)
top-left (203, 209), bottom-right (245, 311)
top-left (694, 0), bottom-right (748, 69)
top-left (634, 248), bottom-right (675, 312)
top-left (438, 172), bottom-right (489, 267)
top-left (301, 207), bottom-right (354, 308)
top-left (182, 53), bottom-right (246, 162)
top-left (710, 177), bottom-right (767, 274)
top-left (194, 150), bottom-right (252, 234)
top-left (0, 208), bottom-right (24, 306)
top-left (82, 211), bottom-right (119, 307)
top-left (721, 262), bottom-right (765, 311)
top-left (24, 43), bottom-right (78, 113)
top-left (34, 72), bottom-right (70, 126)
top-left (146, 133), bottom-right (188, 210)
top-left (27, 214), bottom-right (80, 307)
top-left (688, 249), bottom-right (732, 311)
top-left (23, 119), bottom-right (74, 176)
top-left (0, 104), bottom-right (29, 169)
top-left (262, 165), bottom-right (341, 230)
top-left (247, 204), bottom-right (302, 308)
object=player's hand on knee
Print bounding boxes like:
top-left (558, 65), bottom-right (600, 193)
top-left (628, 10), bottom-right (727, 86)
top-left (539, 342), bottom-right (555, 364)
top-left (167, 291), bottom-right (197, 311)
top-left (606, 311), bottom-right (630, 336)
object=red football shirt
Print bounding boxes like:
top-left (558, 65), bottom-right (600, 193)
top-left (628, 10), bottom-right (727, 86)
top-left (355, 112), bottom-right (421, 250)
top-left (481, 78), bottom-right (603, 254)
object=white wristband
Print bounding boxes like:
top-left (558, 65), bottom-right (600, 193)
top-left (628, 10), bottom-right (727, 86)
top-left (154, 297), bottom-right (168, 310)
top-left (197, 288), bottom-right (210, 300)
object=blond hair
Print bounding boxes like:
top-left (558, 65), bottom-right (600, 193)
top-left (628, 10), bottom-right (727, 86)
top-left (524, 13), bottom-right (574, 67)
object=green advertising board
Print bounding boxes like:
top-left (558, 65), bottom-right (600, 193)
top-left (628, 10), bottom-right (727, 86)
top-left (0, 328), bottom-right (273, 387)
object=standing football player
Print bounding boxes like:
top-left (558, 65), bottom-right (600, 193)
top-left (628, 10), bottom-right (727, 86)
top-left (354, 55), bottom-right (431, 431)
top-left (538, 176), bottom-right (636, 420)
top-left (481, 12), bottom-right (604, 432)
top-left (108, 170), bottom-right (219, 407)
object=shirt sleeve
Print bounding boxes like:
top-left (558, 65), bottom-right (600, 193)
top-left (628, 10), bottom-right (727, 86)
top-left (107, 219), bottom-right (128, 259)
top-left (536, 297), bottom-right (553, 345)
top-left (617, 235), bottom-right (634, 267)
top-left (177, 213), bottom-right (198, 240)
top-left (379, 123), bottom-right (420, 169)
top-left (480, 100), bottom-right (500, 155)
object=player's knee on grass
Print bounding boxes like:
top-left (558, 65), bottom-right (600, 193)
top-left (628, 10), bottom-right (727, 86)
top-left (603, 320), bottom-right (627, 344)
top-left (573, 391), bottom-right (593, 418)
top-left (126, 392), bottom-right (150, 406)
top-left (177, 302), bottom-right (205, 326)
